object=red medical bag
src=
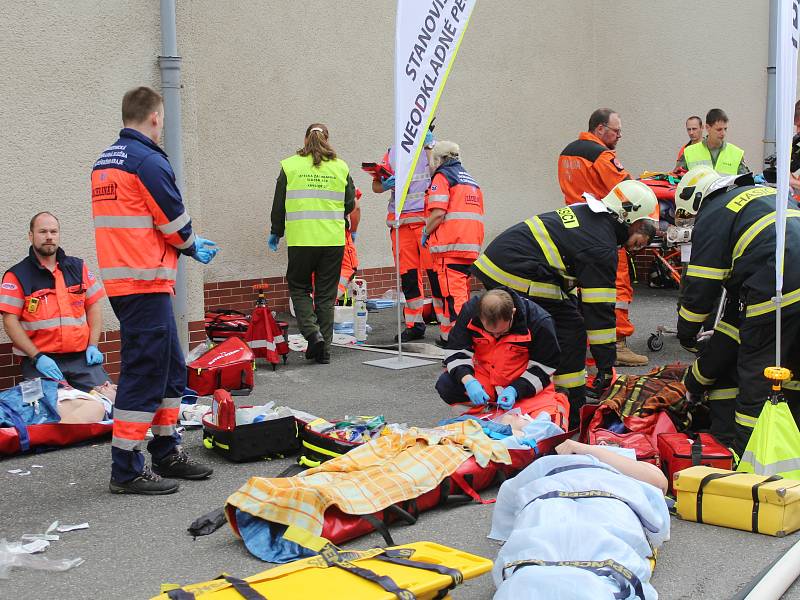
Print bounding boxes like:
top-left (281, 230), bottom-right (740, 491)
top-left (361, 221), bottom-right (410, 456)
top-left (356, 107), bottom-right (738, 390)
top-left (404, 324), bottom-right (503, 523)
top-left (657, 432), bottom-right (733, 494)
top-left (204, 309), bottom-right (250, 342)
top-left (187, 337), bottom-right (255, 396)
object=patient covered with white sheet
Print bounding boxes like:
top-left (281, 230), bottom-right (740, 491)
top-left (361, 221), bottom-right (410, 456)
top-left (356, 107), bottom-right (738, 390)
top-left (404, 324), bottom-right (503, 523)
top-left (490, 439), bottom-right (670, 600)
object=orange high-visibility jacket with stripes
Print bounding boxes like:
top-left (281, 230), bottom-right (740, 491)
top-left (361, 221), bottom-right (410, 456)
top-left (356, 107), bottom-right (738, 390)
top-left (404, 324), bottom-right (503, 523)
top-left (425, 159), bottom-right (484, 260)
top-left (91, 128), bottom-right (196, 297)
top-left (0, 247), bottom-right (105, 354)
top-left (557, 131), bottom-right (631, 205)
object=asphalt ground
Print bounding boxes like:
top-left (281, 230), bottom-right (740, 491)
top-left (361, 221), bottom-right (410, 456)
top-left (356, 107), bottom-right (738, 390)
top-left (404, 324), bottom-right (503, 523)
top-left (0, 285), bottom-right (798, 600)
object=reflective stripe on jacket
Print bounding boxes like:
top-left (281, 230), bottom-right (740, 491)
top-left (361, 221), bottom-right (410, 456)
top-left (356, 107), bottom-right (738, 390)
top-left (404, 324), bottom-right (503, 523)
top-left (443, 287), bottom-right (560, 401)
top-left (91, 128), bottom-right (195, 297)
top-left (280, 154), bottom-right (349, 247)
top-left (382, 146), bottom-right (431, 218)
top-left (475, 204), bottom-right (621, 358)
top-left (678, 184), bottom-right (800, 340)
top-left (683, 141), bottom-right (744, 175)
top-left (426, 159), bottom-right (484, 260)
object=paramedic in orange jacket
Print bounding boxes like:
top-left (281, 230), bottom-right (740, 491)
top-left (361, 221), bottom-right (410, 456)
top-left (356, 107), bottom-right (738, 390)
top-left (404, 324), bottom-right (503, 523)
top-left (372, 130), bottom-right (447, 342)
top-left (557, 108), bottom-right (648, 366)
top-left (0, 212), bottom-right (109, 391)
top-left (436, 288), bottom-right (561, 416)
top-left (423, 141), bottom-right (484, 346)
top-left (91, 86), bottom-right (219, 495)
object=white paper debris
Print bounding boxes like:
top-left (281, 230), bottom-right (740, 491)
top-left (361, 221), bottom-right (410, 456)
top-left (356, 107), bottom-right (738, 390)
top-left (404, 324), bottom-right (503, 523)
top-left (31, 465), bottom-right (44, 469)
top-left (20, 533), bottom-right (59, 542)
top-left (7, 469), bottom-right (23, 474)
top-left (56, 523), bottom-right (88, 533)
top-left (21, 540), bottom-right (50, 554)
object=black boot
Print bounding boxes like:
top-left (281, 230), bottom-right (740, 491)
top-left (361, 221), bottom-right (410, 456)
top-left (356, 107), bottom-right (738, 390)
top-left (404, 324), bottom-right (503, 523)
top-left (109, 466), bottom-right (180, 495)
top-left (305, 330), bottom-right (325, 360)
top-left (153, 446), bottom-right (213, 480)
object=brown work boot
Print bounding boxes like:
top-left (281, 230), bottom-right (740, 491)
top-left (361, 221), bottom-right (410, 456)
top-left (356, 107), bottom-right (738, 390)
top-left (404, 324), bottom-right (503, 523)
top-left (615, 339), bottom-right (649, 366)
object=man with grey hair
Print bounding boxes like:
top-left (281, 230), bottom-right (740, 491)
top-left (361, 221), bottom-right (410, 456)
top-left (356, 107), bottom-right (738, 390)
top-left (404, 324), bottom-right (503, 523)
top-left (422, 141), bottom-right (485, 346)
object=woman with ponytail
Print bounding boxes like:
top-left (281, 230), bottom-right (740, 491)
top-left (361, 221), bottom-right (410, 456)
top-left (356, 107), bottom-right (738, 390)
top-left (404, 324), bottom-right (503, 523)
top-left (268, 124), bottom-right (355, 364)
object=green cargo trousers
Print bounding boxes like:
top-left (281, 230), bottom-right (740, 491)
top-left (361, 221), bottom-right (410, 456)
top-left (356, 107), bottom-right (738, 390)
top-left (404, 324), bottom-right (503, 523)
top-left (287, 245), bottom-right (345, 350)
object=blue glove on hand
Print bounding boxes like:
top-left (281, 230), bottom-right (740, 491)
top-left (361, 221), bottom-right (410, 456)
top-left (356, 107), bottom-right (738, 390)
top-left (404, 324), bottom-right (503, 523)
top-left (268, 234), bottom-right (281, 252)
top-left (754, 174), bottom-right (766, 184)
top-left (192, 237), bottom-right (219, 264)
top-left (85, 345), bottom-right (104, 366)
top-left (420, 228), bottom-right (429, 248)
top-left (424, 129), bottom-right (435, 148)
top-left (464, 378), bottom-right (490, 407)
top-left (381, 175), bottom-right (396, 192)
top-left (350, 231), bottom-right (358, 243)
top-left (35, 354), bottom-right (64, 381)
top-left (497, 386), bottom-right (518, 410)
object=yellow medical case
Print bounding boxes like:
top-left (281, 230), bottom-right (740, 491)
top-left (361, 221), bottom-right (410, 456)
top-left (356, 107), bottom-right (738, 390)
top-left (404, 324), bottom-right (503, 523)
top-left (153, 541), bottom-right (493, 599)
top-left (674, 466), bottom-right (800, 537)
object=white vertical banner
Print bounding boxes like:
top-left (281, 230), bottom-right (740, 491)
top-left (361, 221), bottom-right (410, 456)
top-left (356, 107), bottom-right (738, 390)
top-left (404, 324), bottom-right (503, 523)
top-left (775, 0), bottom-right (799, 295)
top-left (394, 0), bottom-right (477, 217)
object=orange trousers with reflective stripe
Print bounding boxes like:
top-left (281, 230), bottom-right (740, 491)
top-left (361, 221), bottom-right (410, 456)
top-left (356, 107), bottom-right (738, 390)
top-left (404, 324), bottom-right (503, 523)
top-left (433, 257), bottom-right (473, 340)
top-left (616, 248), bottom-right (634, 338)
top-left (390, 224), bottom-right (446, 329)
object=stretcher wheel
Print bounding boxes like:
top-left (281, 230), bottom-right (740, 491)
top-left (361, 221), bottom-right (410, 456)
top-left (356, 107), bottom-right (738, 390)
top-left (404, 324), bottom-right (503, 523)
top-left (647, 332), bottom-right (664, 352)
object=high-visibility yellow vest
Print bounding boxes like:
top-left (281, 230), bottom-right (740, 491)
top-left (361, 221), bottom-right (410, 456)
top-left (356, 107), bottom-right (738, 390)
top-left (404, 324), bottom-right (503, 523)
top-left (280, 154), bottom-right (349, 246)
top-left (684, 141), bottom-right (744, 175)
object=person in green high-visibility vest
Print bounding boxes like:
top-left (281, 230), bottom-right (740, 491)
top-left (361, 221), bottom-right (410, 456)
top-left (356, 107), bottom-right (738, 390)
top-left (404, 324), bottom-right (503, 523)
top-left (675, 108), bottom-right (749, 175)
top-left (269, 123), bottom-right (356, 364)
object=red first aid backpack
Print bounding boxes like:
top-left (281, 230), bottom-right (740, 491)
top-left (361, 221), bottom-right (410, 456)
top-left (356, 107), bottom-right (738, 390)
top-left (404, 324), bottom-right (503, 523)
top-left (187, 337), bottom-right (255, 396)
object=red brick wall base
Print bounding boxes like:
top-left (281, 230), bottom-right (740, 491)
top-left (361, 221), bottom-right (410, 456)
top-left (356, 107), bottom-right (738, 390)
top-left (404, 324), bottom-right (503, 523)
top-left (0, 264), bottom-right (484, 388)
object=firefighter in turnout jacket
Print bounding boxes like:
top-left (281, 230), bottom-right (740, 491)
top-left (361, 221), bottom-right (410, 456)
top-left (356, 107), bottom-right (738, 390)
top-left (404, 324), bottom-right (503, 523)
top-left (436, 287), bottom-right (560, 410)
top-left (423, 141), bottom-right (484, 344)
top-left (473, 180), bottom-right (658, 426)
top-left (675, 167), bottom-right (800, 457)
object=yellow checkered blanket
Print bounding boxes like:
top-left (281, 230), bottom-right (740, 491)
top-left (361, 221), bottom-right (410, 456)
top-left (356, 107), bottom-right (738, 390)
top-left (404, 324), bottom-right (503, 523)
top-left (226, 420), bottom-right (510, 535)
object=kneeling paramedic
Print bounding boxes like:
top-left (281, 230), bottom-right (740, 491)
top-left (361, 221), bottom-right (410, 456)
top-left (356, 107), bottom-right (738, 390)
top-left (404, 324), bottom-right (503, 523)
top-left (436, 288), bottom-right (560, 411)
top-left (92, 86), bottom-right (219, 495)
top-left (675, 167), bottom-right (800, 459)
top-left (1, 212), bottom-right (109, 391)
top-left (473, 180), bottom-right (658, 427)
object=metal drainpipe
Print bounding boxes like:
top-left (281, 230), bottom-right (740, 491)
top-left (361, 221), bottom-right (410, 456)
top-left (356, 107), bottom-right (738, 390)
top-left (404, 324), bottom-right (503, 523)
top-left (764, 0), bottom-right (778, 163)
top-left (159, 0), bottom-right (189, 353)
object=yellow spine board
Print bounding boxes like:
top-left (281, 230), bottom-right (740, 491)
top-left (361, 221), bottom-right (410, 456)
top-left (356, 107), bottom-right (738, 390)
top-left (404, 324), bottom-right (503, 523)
top-left (151, 541), bottom-right (493, 600)
top-left (674, 466), bottom-right (800, 537)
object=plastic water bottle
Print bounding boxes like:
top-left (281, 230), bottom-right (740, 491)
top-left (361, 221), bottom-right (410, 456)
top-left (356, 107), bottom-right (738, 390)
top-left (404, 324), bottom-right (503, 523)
top-left (352, 278), bottom-right (368, 343)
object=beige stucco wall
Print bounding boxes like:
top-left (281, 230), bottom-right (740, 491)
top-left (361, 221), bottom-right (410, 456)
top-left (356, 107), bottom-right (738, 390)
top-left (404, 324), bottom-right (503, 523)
top-left (0, 1), bottom-right (790, 343)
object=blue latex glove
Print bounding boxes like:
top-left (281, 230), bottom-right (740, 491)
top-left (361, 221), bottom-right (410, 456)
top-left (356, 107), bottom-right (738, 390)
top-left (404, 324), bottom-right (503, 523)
top-left (754, 173), bottom-right (766, 184)
top-left (497, 386), bottom-right (518, 410)
top-left (35, 354), bottom-right (64, 381)
top-left (424, 129), bottom-right (435, 147)
top-left (192, 237), bottom-right (219, 264)
top-left (268, 234), bottom-right (280, 252)
top-left (420, 228), bottom-right (429, 248)
top-left (464, 378), bottom-right (490, 407)
top-left (85, 345), bottom-right (104, 365)
top-left (350, 231), bottom-right (358, 243)
top-left (381, 175), bottom-right (396, 192)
